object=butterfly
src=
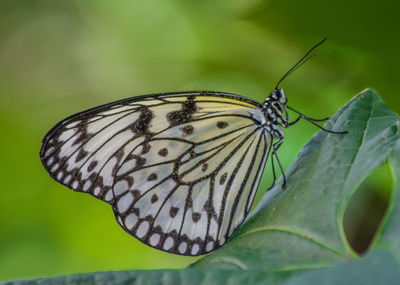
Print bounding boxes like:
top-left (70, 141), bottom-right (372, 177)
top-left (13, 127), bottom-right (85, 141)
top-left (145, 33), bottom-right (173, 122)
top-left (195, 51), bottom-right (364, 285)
top-left (39, 39), bottom-right (346, 256)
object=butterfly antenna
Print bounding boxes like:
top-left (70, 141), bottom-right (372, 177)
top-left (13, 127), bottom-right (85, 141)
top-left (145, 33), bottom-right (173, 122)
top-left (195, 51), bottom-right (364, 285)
top-left (275, 38), bottom-right (327, 89)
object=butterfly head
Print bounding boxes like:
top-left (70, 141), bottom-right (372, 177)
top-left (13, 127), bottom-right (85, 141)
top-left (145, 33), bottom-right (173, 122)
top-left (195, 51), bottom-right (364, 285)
top-left (270, 88), bottom-right (287, 104)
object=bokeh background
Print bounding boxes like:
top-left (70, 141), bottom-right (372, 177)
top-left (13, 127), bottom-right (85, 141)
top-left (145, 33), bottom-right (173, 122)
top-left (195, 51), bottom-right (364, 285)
top-left (0, 0), bottom-right (398, 282)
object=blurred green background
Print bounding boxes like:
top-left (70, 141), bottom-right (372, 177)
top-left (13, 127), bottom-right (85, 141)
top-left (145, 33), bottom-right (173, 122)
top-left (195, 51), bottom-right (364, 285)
top-left (0, 0), bottom-right (398, 282)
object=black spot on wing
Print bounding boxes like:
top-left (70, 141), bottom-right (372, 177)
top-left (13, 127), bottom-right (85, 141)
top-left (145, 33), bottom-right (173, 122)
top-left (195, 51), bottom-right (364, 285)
top-left (124, 154), bottom-right (147, 171)
top-left (141, 142), bottom-right (151, 154)
top-left (158, 148), bottom-right (168, 157)
top-left (219, 172), bottom-right (228, 185)
top-left (170, 207), bottom-right (179, 217)
top-left (147, 173), bottom-right (158, 181)
top-left (130, 106), bottom-right (154, 136)
top-left (181, 125), bottom-right (194, 135)
top-left (75, 150), bottom-right (89, 162)
top-left (167, 95), bottom-right (197, 126)
top-left (151, 194), bottom-right (159, 203)
top-left (216, 121), bottom-right (229, 129)
top-left (88, 160), bottom-right (98, 171)
top-left (192, 212), bottom-right (201, 223)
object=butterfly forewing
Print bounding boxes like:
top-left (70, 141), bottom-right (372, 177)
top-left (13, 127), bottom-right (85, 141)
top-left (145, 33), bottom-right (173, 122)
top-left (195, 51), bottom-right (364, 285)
top-left (40, 91), bottom-right (271, 256)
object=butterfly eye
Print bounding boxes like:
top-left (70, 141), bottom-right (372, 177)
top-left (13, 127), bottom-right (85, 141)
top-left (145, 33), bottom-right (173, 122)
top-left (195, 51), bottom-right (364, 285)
top-left (278, 88), bottom-right (287, 104)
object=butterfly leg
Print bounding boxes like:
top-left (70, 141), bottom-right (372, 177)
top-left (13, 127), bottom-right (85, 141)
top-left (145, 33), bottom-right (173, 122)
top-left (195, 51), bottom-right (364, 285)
top-left (289, 115), bottom-right (329, 125)
top-left (268, 150), bottom-right (277, 191)
top-left (288, 114), bottom-right (329, 127)
top-left (287, 106), bottom-right (347, 134)
top-left (288, 115), bottom-right (301, 126)
top-left (268, 137), bottom-right (285, 191)
top-left (272, 138), bottom-right (286, 187)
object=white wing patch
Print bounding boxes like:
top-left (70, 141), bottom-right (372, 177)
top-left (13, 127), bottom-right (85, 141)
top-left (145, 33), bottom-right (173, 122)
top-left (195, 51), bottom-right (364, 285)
top-left (40, 92), bottom-right (272, 256)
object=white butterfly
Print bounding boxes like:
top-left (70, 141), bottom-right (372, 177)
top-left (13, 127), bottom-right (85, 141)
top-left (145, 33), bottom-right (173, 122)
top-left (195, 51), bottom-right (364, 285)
top-left (40, 39), bottom-right (344, 256)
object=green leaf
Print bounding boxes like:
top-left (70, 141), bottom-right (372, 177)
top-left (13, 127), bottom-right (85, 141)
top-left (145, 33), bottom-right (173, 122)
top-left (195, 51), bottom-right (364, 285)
top-left (3, 250), bottom-right (400, 285)
top-left (193, 88), bottom-right (400, 270)
top-left (0, 269), bottom-right (283, 285)
top-left (3, 89), bottom-right (399, 284)
top-left (282, 249), bottom-right (400, 285)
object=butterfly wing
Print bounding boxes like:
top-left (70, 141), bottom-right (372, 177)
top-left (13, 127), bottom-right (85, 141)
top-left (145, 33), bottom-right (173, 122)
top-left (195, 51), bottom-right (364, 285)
top-left (40, 91), bottom-right (272, 256)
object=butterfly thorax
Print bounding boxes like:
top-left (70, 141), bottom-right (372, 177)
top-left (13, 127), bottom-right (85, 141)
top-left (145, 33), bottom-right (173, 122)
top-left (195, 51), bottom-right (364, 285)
top-left (261, 88), bottom-right (288, 139)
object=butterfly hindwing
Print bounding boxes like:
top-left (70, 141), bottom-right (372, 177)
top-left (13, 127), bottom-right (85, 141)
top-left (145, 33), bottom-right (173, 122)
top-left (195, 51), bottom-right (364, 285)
top-left (40, 91), bottom-right (271, 255)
